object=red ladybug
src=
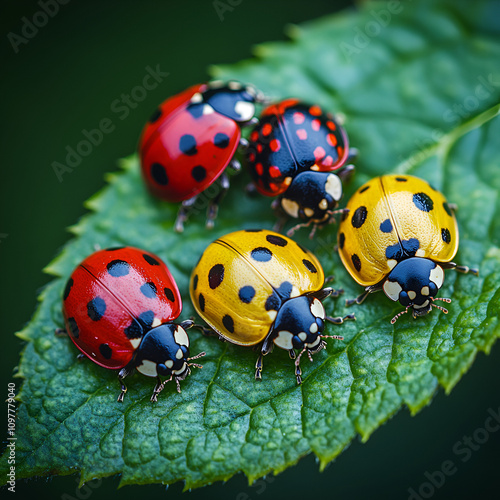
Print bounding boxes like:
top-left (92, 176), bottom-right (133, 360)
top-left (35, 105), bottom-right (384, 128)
top-left (139, 81), bottom-right (264, 231)
top-left (60, 246), bottom-right (205, 402)
top-left (245, 99), bottom-right (357, 237)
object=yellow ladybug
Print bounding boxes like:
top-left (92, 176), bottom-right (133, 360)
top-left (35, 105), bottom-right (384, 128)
top-left (338, 174), bottom-right (478, 323)
top-left (190, 229), bottom-right (354, 383)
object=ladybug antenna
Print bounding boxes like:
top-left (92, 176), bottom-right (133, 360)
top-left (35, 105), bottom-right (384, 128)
top-left (432, 297), bottom-right (452, 304)
top-left (188, 351), bottom-right (206, 362)
top-left (391, 306), bottom-right (410, 324)
top-left (319, 335), bottom-right (344, 341)
top-left (326, 208), bottom-right (349, 219)
top-left (430, 296), bottom-right (451, 315)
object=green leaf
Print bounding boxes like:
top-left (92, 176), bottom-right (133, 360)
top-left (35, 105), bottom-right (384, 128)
top-left (4, 0), bottom-right (500, 489)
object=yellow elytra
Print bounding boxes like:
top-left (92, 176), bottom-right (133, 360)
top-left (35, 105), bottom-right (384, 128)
top-left (190, 229), bottom-right (353, 383)
top-left (338, 174), bottom-right (477, 323)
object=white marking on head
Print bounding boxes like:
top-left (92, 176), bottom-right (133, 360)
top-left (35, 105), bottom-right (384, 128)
top-left (173, 362), bottom-right (187, 375)
top-left (209, 80), bottom-right (223, 88)
top-left (319, 198), bottom-right (328, 211)
top-left (203, 104), bottom-right (215, 115)
top-left (304, 207), bottom-right (314, 218)
top-left (274, 330), bottom-right (293, 350)
top-left (228, 81), bottom-right (241, 90)
top-left (421, 286), bottom-right (430, 296)
top-left (130, 338), bottom-right (141, 349)
top-left (152, 317), bottom-right (162, 328)
top-left (310, 323), bottom-right (318, 334)
top-left (408, 291), bottom-right (417, 300)
top-left (383, 280), bottom-right (402, 302)
top-left (136, 359), bottom-right (158, 377)
top-left (415, 249), bottom-right (426, 257)
top-left (190, 92), bottom-right (203, 103)
top-left (387, 259), bottom-right (398, 270)
top-left (173, 326), bottom-right (189, 347)
top-left (310, 298), bottom-right (325, 319)
top-left (284, 176), bottom-right (292, 187)
top-left (165, 360), bottom-right (174, 369)
top-left (430, 264), bottom-right (444, 289)
top-left (325, 174), bottom-right (342, 201)
top-left (311, 165), bottom-right (320, 171)
top-left (414, 300), bottom-right (430, 309)
top-left (306, 336), bottom-right (321, 348)
top-left (281, 198), bottom-right (300, 218)
top-left (235, 100), bottom-right (255, 122)
top-left (268, 310), bottom-right (277, 322)
top-left (176, 348), bottom-right (184, 360)
top-left (290, 286), bottom-right (301, 298)
top-left (298, 332), bottom-right (308, 341)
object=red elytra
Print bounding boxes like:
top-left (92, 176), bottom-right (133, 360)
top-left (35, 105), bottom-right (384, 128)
top-left (62, 246), bottom-right (182, 369)
top-left (139, 81), bottom-right (262, 230)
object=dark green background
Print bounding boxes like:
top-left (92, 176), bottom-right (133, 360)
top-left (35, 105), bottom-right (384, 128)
top-left (1, 0), bottom-right (498, 498)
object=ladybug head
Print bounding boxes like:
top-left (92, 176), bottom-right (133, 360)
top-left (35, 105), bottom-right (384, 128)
top-left (382, 257), bottom-right (450, 323)
top-left (281, 172), bottom-right (343, 223)
top-left (272, 295), bottom-right (327, 353)
top-left (134, 323), bottom-right (191, 379)
top-left (203, 81), bottom-right (263, 123)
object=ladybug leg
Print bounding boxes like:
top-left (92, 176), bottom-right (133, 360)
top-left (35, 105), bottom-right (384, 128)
top-left (180, 319), bottom-right (194, 330)
top-left (229, 159), bottom-right (241, 172)
top-left (312, 287), bottom-right (344, 301)
top-left (442, 261), bottom-right (479, 276)
top-left (255, 353), bottom-right (264, 381)
top-left (175, 195), bottom-right (200, 233)
top-left (325, 313), bottom-right (356, 325)
top-left (345, 284), bottom-right (383, 307)
top-left (338, 164), bottom-right (356, 183)
top-left (77, 353), bottom-right (86, 361)
top-left (286, 219), bottom-right (314, 238)
top-left (206, 172), bottom-right (230, 229)
top-left (238, 137), bottom-right (249, 150)
top-left (245, 182), bottom-right (259, 197)
top-left (294, 347), bottom-right (308, 384)
top-left (117, 367), bottom-right (132, 403)
top-left (347, 148), bottom-right (359, 163)
top-left (255, 337), bottom-right (274, 381)
top-left (150, 376), bottom-right (164, 403)
top-left (55, 328), bottom-right (67, 337)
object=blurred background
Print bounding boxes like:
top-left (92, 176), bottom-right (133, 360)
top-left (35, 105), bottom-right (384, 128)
top-left (1, 0), bottom-right (499, 498)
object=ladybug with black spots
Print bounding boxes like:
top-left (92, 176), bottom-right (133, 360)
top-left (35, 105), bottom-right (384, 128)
top-left (190, 229), bottom-right (354, 383)
top-left (59, 246), bottom-right (205, 402)
top-left (337, 174), bottom-right (478, 323)
top-left (139, 81), bottom-right (265, 231)
top-left (245, 99), bottom-right (357, 237)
